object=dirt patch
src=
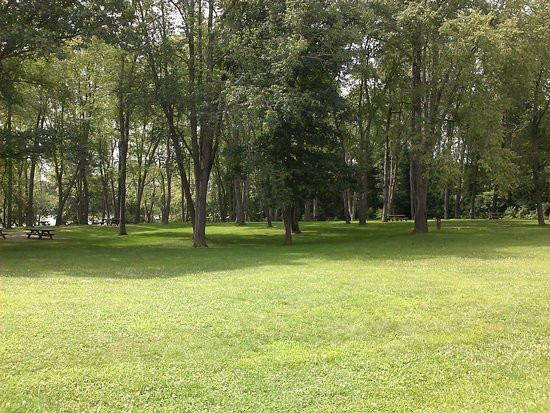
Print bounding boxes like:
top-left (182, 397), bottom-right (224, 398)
top-left (0, 232), bottom-right (64, 242)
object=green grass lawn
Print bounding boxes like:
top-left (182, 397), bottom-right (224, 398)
top-left (1, 220), bottom-right (550, 412)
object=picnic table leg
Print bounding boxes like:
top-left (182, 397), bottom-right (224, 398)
top-left (27, 234), bottom-right (31, 239)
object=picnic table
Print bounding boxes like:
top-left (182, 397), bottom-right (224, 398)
top-left (26, 228), bottom-right (55, 239)
top-left (488, 212), bottom-right (504, 219)
top-left (387, 214), bottom-right (407, 221)
top-left (0, 229), bottom-right (5, 239)
top-left (99, 218), bottom-right (120, 226)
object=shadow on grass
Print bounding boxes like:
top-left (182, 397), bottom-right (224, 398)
top-left (1, 220), bottom-right (548, 279)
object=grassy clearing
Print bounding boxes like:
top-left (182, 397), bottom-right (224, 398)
top-left (1, 220), bottom-right (550, 412)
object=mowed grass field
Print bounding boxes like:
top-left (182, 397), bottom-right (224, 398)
top-left (1, 220), bottom-right (550, 412)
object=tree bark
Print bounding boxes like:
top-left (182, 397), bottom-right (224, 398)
top-left (454, 139), bottom-right (466, 218)
top-left (411, 39), bottom-right (428, 233)
top-left (411, 157), bottom-right (428, 233)
top-left (162, 138), bottom-right (172, 224)
top-left (343, 190), bottom-right (351, 224)
top-left (234, 176), bottom-right (245, 225)
top-left (5, 103), bottom-right (13, 228)
top-left (532, 119), bottom-right (546, 226)
top-left (443, 185), bottom-right (450, 220)
top-left (304, 199), bottom-right (312, 221)
top-left (26, 155), bottom-right (37, 227)
top-left (193, 173), bottom-right (209, 247)
top-left (117, 55), bottom-right (132, 236)
top-left (264, 205), bottom-right (273, 227)
top-left (313, 198), bottom-right (318, 220)
top-left (469, 157), bottom-right (479, 220)
top-left (291, 204), bottom-right (301, 234)
top-left (283, 204), bottom-right (293, 245)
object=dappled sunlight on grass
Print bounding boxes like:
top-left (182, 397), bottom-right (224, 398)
top-left (1, 220), bottom-right (550, 411)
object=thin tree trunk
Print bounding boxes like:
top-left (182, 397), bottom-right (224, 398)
top-left (304, 199), bottom-right (312, 221)
top-left (193, 173), bottom-right (209, 247)
top-left (5, 103), bottom-right (13, 228)
top-left (313, 198), bottom-right (318, 220)
top-left (283, 204), bottom-right (293, 245)
top-left (27, 156), bottom-right (37, 227)
top-left (381, 107), bottom-right (392, 222)
top-left (411, 39), bottom-right (428, 233)
top-left (444, 185), bottom-right (450, 220)
top-left (17, 160), bottom-right (24, 226)
top-left (234, 177), bottom-right (245, 225)
top-left (163, 141), bottom-right (172, 224)
top-left (117, 56), bottom-right (131, 236)
top-left (409, 157), bottom-right (416, 220)
top-left (265, 205), bottom-right (273, 227)
top-left (343, 190), bottom-right (351, 224)
top-left (469, 158), bottom-right (479, 220)
top-left (291, 204), bottom-right (301, 234)
top-left (532, 123), bottom-right (545, 226)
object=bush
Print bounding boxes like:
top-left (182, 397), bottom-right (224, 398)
top-left (504, 206), bottom-right (537, 219)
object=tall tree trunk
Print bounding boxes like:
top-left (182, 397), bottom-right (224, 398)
top-left (264, 205), bottom-right (273, 227)
top-left (343, 190), bottom-right (351, 224)
top-left (469, 157), bottom-right (479, 220)
top-left (99, 163), bottom-right (111, 220)
top-left (163, 143), bottom-right (172, 224)
top-left (381, 107), bottom-right (393, 222)
top-left (234, 177), bottom-right (245, 225)
top-left (304, 199), bottom-right (312, 221)
top-left (55, 163), bottom-right (79, 226)
top-left (409, 157), bottom-right (416, 220)
top-left (17, 161), bottom-right (24, 226)
top-left (111, 174), bottom-right (119, 219)
top-left (313, 198), bottom-right (318, 220)
top-left (532, 122), bottom-right (545, 226)
top-left (117, 56), bottom-right (131, 236)
top-left (454, 140), bottom-right (466, 218)
top-left (412, 158), bottom-right (428, 232)
top-left (118, 127), bottom-right (129, 235)
top-left (5, 103), bottom-right (13, 228)
top-left (6, 158), bottom-right (13, 228)
top-left (283, 204), bottom-right (293, 245)
top-left (291, 204), bottom-right (301, 234)
top-left (358, 180), bottom-right (367, 225)
top-left (443, 185), bottom-right (450, 220)
top-left (135, 180), bottom-right (145, 224)
top-left (411, 39), bottom-right (428, 233)
top-left (27, 155), bottom-right (37, 227)
top-left (193, 173), bottom-right (209, 247)
top-left (82, 162), bottom-right (89, 224)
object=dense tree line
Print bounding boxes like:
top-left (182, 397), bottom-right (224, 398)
top-left (1, 0), bottom-right (549, 245)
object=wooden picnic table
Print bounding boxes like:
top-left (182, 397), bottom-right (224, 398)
top-left (387, 214), bottom-right (407, 221)
top-left (0, 229), bottom-right (6, 239)
top-left (26, 228), bottom-right (55, 239)
top-left (99, 218), bottom-right (120, 226)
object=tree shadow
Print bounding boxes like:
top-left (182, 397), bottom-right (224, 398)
top-left (1, 220), bottom-right (548, 279)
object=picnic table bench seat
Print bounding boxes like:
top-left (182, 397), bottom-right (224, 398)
top-left (26, 228), bottom-right (55, 239)
top-left (99, 218), bottom-right (120, 226)
top-left (387, 214), bottom-right (408, 221)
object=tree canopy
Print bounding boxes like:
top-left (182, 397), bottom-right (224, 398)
top-left (1, 0), bottom-right (549, 244)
